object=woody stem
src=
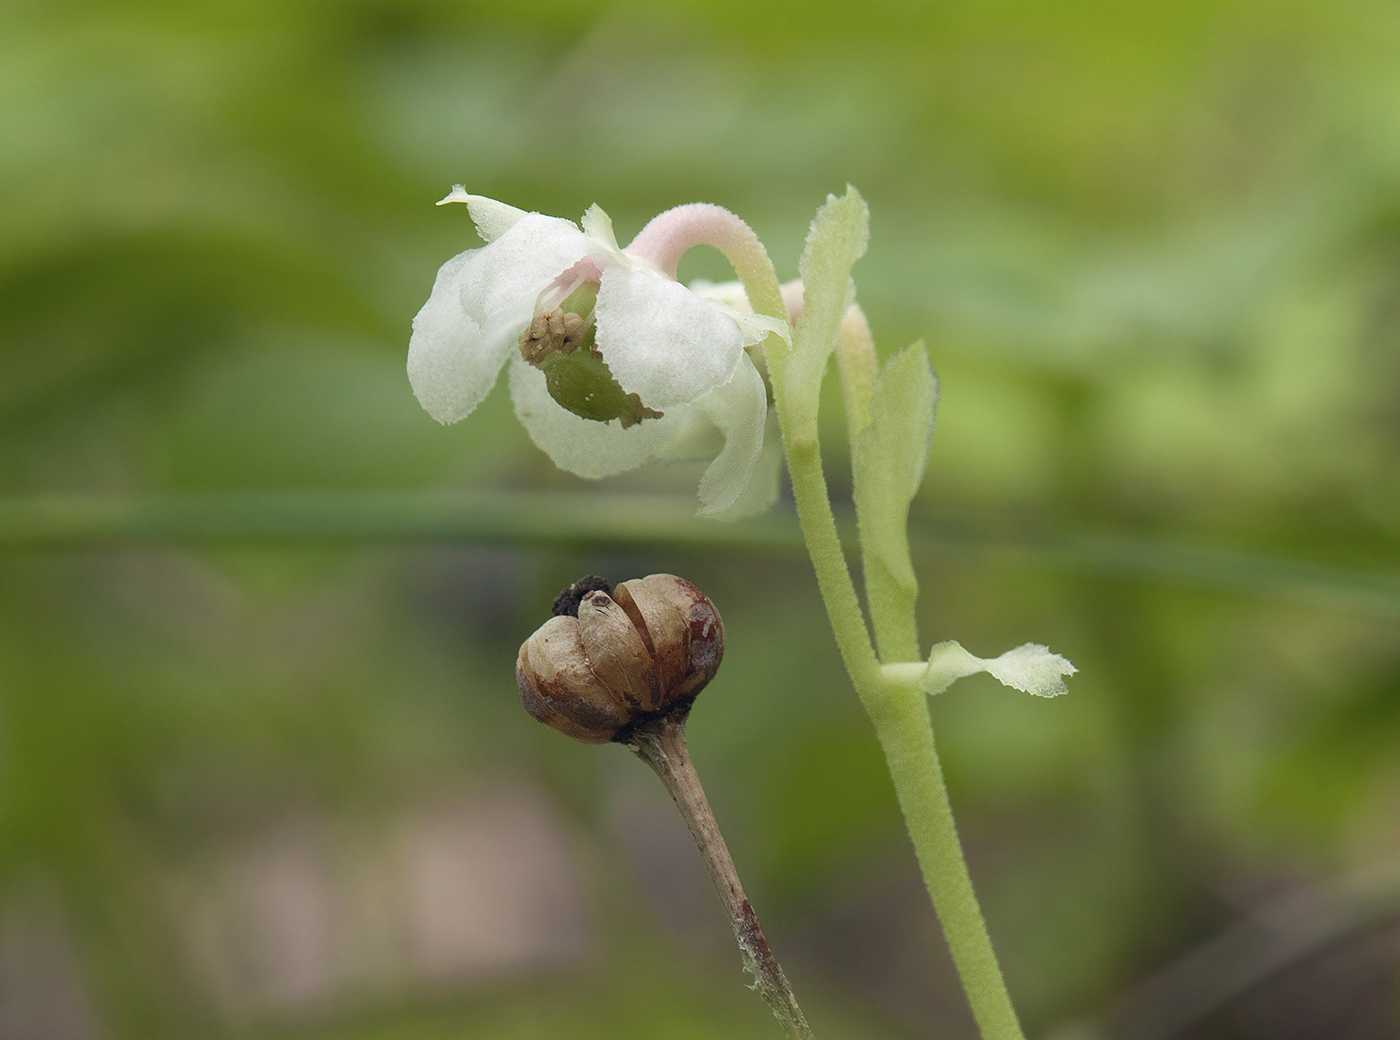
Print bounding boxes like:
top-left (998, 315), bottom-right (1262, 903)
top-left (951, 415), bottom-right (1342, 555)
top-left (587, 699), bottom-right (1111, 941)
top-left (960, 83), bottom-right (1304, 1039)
top-left (628, 716), bottom-right (814, 1039)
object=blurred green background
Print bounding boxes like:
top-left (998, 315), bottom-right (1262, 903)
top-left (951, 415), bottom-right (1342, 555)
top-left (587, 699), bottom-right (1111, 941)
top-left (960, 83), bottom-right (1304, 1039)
top-left (2, 1), bottom-right (1399, 1038)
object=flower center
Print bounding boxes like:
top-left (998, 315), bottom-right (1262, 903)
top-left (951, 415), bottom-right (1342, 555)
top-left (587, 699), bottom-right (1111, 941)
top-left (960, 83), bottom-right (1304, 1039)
top-left (518, 308), bottom-right (588, 366)
top-left (517, 269), bottom-right (664, 429)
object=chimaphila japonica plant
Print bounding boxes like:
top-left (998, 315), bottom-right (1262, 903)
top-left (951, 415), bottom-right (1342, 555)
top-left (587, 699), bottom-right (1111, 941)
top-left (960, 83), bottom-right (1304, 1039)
top-left (409, 185), bottom-right (1076, 1040)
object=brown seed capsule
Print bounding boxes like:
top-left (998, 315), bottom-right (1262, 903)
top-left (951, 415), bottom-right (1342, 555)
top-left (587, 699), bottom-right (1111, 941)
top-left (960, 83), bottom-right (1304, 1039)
top-left (516, 574), bottom-right (724, 743)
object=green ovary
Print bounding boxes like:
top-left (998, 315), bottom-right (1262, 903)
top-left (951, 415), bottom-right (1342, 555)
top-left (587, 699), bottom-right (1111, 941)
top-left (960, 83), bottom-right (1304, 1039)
top-left (540, 337), bottom-right (662, 428)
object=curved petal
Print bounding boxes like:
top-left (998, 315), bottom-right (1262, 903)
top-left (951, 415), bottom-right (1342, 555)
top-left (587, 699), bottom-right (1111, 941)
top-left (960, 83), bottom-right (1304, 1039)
top-left (691, 354), bottom-right (770, 517)
top-left (580, 204), bottom-right (627, 261)
top-left (709, 301), bottom-right (791, 348)
top-left (595, 268), bottom-right (743, 410)
top-left (709, 409), bottom-right (783, 519)
top-left (688, 279), bottom-right (750, 310)
top-left (689, 279), bottom-right (792, 349)
top-left (508, 357), bottom-right (683, 479)
top-left (460, 213), bottom-right (595, 324)
top-left (436, 186), bottom-right (530, 243)
top-left (408, 250), bottom-right (514, 424)
top-left (654, 411), bottom-right (723, 462)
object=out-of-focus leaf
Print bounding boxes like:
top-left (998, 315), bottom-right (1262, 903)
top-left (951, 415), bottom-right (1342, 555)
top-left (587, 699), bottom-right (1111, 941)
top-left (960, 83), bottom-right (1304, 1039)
top-left (787, 187), bottom-right (869, 417)
top-left (852, 341), bottom-right (938, 595)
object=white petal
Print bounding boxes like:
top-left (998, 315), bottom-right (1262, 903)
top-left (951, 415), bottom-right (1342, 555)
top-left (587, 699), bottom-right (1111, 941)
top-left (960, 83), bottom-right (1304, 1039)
top-left (710, 301), bottom-right (792, 348)
top-left (655, 357), bottom-right (781, 517)
top-left (408, 251), bottom-right (514, 424)
top-left (436, 186), bottom-right (529, 243)
top-left (689, 279), bottom-right (751, 311)
top-left (983, 644), bottom-right (1076, 698)
top-left (508, 356), bottom-right (683, 479)
top-left (691, 354), bottom-right (770, 517)
top-left (460, 213), bottom-right (595, 324)
top-left (436, 186), bottom-right (530, 243)
top-left (580, 203), bottom-right (625, 259)
top-left (707, 409), bottom-right (784, 519)
top-left (595, 268), bottom-right (743, 409)
top-left (655, 412), bottom-right (723, 462)
top-left (687, 280), bottom-right (792, 349)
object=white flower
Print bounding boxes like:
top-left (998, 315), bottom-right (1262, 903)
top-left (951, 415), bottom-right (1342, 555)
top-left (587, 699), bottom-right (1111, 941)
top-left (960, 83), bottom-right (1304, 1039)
top-left (408, 188), bottom-right (788, 517)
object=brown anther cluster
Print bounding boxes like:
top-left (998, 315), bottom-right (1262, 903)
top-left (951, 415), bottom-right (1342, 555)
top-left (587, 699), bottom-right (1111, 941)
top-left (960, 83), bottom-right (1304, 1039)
top-left (518, 308), bottom-right (591, 365)
top-left (516, 574), bottom-right (724, 744)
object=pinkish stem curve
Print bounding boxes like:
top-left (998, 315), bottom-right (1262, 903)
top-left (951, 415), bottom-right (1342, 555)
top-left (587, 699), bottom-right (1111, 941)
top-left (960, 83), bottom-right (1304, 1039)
top-left (625, 204), bottom-right (787, 326)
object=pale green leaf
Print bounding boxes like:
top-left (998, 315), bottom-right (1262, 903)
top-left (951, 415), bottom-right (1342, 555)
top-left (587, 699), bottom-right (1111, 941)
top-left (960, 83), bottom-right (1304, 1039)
top-left (909, 641), bottom-right (1076, 698)
top-left (787, 186), bottom-right (869, 414)
top-left (852, 341), bottom-right (938, 590)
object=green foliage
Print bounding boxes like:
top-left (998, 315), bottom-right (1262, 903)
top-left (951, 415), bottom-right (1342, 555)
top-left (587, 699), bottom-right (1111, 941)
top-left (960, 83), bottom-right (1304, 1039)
top-left (787, 188), bottom-right (868, 433)
top-left (852, 342), bottom-right (938, 660)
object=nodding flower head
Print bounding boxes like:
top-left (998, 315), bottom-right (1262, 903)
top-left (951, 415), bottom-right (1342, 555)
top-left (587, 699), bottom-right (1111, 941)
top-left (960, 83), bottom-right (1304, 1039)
top-left (407, 189), bottom-right (791, 518)
top-left (515, 574), bottom-right (724, 744)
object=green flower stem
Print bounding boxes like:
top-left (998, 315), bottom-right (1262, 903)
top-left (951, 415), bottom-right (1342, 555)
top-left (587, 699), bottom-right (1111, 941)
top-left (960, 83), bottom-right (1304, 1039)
top-left (833, 303), bottom-right (1019, 1038)
top-left (778, 435), bottom-right (882, 686)
top-left (683, 217), bottom-right (1022, 1040)
top-left (866, 675), bottom-right (1025, 1040)
top-left (782, 417), bottom-right (1024, 1040)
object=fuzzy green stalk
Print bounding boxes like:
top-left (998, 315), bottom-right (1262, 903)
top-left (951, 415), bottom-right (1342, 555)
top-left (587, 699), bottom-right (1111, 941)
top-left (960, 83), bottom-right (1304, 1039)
top-left (864, 675), bottom-right (1025, 1040)
top-left (776, 403), bottom-right (1025, 1040)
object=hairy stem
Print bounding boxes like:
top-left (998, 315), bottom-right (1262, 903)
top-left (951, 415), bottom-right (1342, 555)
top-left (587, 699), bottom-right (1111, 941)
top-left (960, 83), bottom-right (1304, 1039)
top-left (865, 678), bottom-right (1026, 1040)
top-left (629, 717), bottom-right (814, 1040)
top-left (782, 418), bottom-right (1024, 1040)
top-left (625, 203), bottom-right (787, 322)
top-left (773, 281), bottom-right (1022, 1036)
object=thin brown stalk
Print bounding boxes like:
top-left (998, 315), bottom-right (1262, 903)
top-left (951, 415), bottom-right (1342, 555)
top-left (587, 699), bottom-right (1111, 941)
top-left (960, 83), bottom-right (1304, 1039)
top-left (628, 716), bottom-right (814, 1040)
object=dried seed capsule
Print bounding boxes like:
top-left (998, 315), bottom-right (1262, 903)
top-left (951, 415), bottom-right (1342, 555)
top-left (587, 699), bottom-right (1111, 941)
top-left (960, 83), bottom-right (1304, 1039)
top-left (576, 589), bottom-right (658, 711)
top-left (517, 615), bottom-right (630, 745)
top-left (516, 574), bottom-right (725, 743)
